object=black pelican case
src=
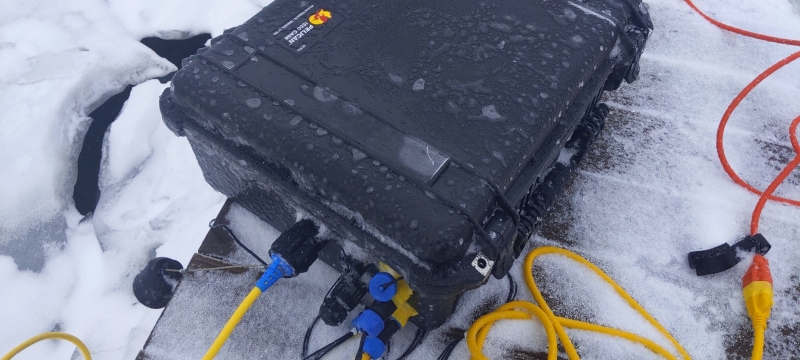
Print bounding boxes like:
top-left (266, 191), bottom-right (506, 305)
top-left (160, 0), bottom-right (652, 329)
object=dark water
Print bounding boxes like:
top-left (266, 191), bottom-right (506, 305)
top-left (72, 33), bottom-right (211, 215)
top-left (141, 34), bottom-right (213, 81)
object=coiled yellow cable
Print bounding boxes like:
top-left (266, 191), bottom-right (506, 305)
top-left (2, 332), bottom-right (91, 360)
top-left (467, 246), bottom-right (691, 360)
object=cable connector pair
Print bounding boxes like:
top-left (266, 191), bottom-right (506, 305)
top-left (742, 254), bottom-right (773, 360)
top-left (352, 268), bottom-right (418, 360)
top-left (255, 219), bottom-right (327, 291)
top-left (687, 233), bottom-right (771, 276)
top-left (203, 219), bottom-right (324, 360)
top-left (255, 254), bottom-right (294, 291)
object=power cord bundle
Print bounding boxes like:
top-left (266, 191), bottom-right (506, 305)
top-left (301, 311), bottom-right (428, 360)
top-left (302, 268), bottom-right (427, 360)
top-left (457, 3), bottom-right (799, 360)
top-left (203, 219), bottom-right (326, 360)
top-left (4, 4), bottom-right (796, 360)
top-left (681, 1), bottom-right (799, 359)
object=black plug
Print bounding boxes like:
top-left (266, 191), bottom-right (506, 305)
top-left (269, 219), bottom-right (326, 276)
top-left (687, 234), bottom-right (771, 276)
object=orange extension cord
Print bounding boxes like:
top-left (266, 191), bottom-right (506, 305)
top-left (684, 2), bottom-right (799, 359)
top-left (684, 0), bottom-right (800, 46)
top-left (749, 114), bottom-right (800, 234)
top-left (682, 1), bottom-right (800, 228)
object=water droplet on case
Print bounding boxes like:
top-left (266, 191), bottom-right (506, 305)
top-left (387, 73), bottom-right (404, 86)
top-left (352, 149), bottom-right (367, 161)
top-left (245, 98), bottom-right (262, 108)
top-left (412, 78), bottom-right (425, 91)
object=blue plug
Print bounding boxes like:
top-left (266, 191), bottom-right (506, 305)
top-left (363, 336), bottom-right (386, 359)
top-left (368, 272), bottom-right (398, 302)
top-left (351, 309), bottom-right (385, 338)
top-left (255, 254), bottom-right (295, 292)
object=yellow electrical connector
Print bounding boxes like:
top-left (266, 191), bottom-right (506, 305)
top-left (741, 254), bottom-right (773, 360)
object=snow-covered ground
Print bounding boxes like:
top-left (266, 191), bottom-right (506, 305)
top-left (1, 0), bottom-right (799, 359)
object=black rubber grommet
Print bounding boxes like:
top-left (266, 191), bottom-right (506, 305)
top-left (133, 257), bottom-right (184, 309)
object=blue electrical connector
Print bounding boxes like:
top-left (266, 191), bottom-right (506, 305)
top-left (255, 254), bottom-right (295, 292)
top-left (363, 336), bottom-right (386, 359)
top-left (363, 318), bottom-right (402, 359)
top-left (204, 220), bottom-right (323, 360)
top-left (352, 309), bottom-right (385, 337)
top-left (368, 272), bottom-right (398, 302)
top-left (254, 220), bottom-right (325, 292)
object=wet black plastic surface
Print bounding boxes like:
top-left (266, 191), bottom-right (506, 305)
top-left (161, 0), bottom-right (651, 329)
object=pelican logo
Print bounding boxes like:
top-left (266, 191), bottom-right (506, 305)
top-left (274, 5), bottom-right (343, 54)
top-left (309, 9), bottom-right (332, 25)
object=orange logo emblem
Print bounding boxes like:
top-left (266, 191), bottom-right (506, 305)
top-left (309, 9), bottom-right (332, 25)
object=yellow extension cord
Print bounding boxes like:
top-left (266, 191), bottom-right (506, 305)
top-left (1, 332), bottom-right (91, 360)
top-left (467, 246), bottom-right (692, 360)
top-left (2, 248), bottom-right (763, 360)
top-left (203, 287), bottom-right (263, 360)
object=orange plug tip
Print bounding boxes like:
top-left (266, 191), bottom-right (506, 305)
top-left (742, 254), bottom-right (772, 288)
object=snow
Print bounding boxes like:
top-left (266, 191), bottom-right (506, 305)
top-left (0, 0), bottom-right (175, 272)
top-left (0, 0), bottom-right (226, 353)
top-left (1, 0), bottom-right (799, 360)
top-left (106, 0), bottom-right (273, 39)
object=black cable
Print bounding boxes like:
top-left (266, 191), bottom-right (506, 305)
top-left (355, 333), bottom-right (366, 360)
top-left (302, 316), bottom-right (321, 358)
top-left (303, 331), bottom-right (356, 360)
top-left (302, 263), bottom-right (359, 359)
top-left (209, 220), bottom-right (268, 267)
top-left (395, 327), bottom-right (427, 360)
top-left (436, 275), bottom-right (516, 360)
top-left (506, 273), bottom-right (518, 304)
top-left (436, 336), bottom-right (463, 360)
